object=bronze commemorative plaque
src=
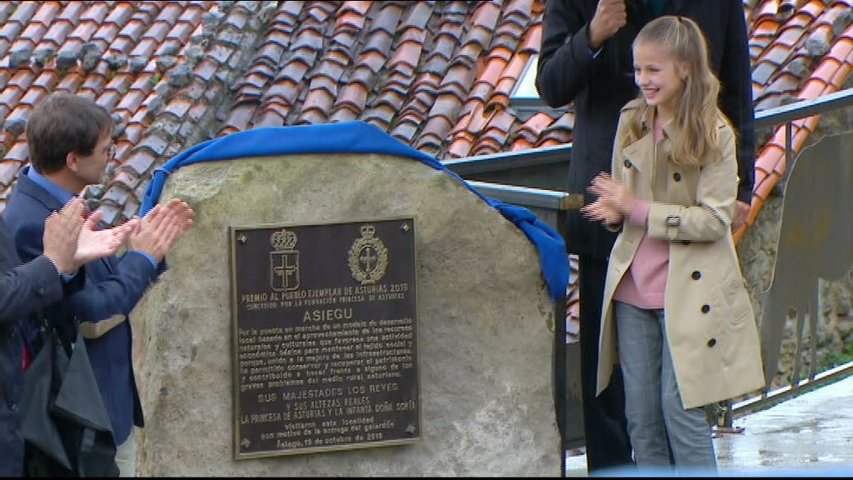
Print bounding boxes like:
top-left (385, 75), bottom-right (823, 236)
top-left (229, 218), bottom-right (419, 459)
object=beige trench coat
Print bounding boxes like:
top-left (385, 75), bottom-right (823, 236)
top-left (596, 100), bottom-right (765, 409)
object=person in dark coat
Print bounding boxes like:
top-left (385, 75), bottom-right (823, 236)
top-left (1, 199), bottom-right (133, 476)
top-left (3, 93), bottom-right (195, 477)
top-left (536, 0), bottom-right (755, 472)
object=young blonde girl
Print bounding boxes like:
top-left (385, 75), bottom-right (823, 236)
top-left (581, 16), bottom-right (764, 470)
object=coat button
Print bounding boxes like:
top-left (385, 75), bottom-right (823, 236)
top-left (624, 159), bottom-right (632, 168)
top-left (701, 304), bottom-right (711, 313)
top-left (37, 287), bottom-right (46, 296)
top-left (707, 338), bottom-right (717, 347)
top-left (7, 400), bottom-right (17, 411)
top-left (673, 172), bottom-right (682, 181)
top-left (691, 271), bottom-right (701, 280)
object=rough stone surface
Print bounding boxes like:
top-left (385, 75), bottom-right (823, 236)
top-left (131, 153), bottom-right (560, 476)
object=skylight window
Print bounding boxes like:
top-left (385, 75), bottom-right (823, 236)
top-left (510, 55), bottom-right (567, 121)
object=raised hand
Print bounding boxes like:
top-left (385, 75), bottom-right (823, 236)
top-left (43, 198), bottom-right (86, 274)
top-left (128, 198), bottom-right (195, 263)
top-left (589, 0), bottom-right (627, 50)
top-left (581, 198), bottom-right (623, 226)
top-left (587, 172), bottom-right (637, 215)
top-left (160, 198), bottom-right (195, 237)
top-left (74, 210), bottom-right (138, 265)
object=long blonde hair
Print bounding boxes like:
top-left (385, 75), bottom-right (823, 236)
top-left (622, 16), bottom-right (730, 166)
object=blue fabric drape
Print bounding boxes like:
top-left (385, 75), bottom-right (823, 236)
top-left (141, 121), bottom-right (568, 300)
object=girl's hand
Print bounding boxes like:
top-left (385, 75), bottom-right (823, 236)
top-left (582, 199), bottom-right (623, 226)
top-left (587, 173), bottom-right (637, 215)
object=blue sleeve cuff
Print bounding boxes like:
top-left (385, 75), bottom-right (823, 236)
top-left (127, 250), bottom-right (159, 269)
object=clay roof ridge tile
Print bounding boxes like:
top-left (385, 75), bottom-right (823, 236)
top-left (797, 1), bottom-right (827, 20)
top-left (31, 2), bottom-right (62, 28)
top-left (0, 3), bottom-right (15, 24)
top-left (304, 3), bottom-right (336, 23)
top-left (130, 2), bottom-right (162, 24)
top-left (290, 26), bottom-right (325, 52)
top-left (371, 88), bottom-right (407, 111)
top-left (503, 0), bottom-right (535, 18)
top-left (265, 79), bottom-right (304, 107)
top-left (362, 29), bottom-right (395, 56)
top-left (7, 2), bottom-right (38, 25)
top-left (438, 1), bottom-right (471, 19)
top-left (273, 0), bottom-right (304, 20)
top-left (470, 1), bottom-right (501, 30)
top-left (333, 82), bottom-right (369, 113)
top-left (334, 9), bottom-right (366, 33)
top-left (388, 40), bottom-right (424, 71)
top-left (315, 58), bottom-right (348, 84)
top-left (103, 2), bottom-right (135, 26)
top-left (153, 2), bottom-right (183, 26)
top-left (520, 24), bottom-right (542, 53)
top-left (399, 2), bottom-right (434, 31)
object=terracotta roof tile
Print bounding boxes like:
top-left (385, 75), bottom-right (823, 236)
top-left (4, 141), bottom-right (28, 164)
top-left (0, 87), bottom-right (24, 111)
top-left (0, 2), bottom-right (16, 23)
top-left (115, 88), bottom-right (147, 114)
top-left (29, 2), bottom-right (60, 29)
top-left (7, 2), bottom-right (39, 25)
top-left (52, 70), bottom-right (81, 92)
top-left (515, 112), bottom-right (556, 144)
top-left (0, 161), bottom-right (20, 190)
top-left (390, 114), bottom-right (420, 144)
top-left (18, 85), bottom-right (46, 109)
top-left (361, 106), bottom-right (394, 131)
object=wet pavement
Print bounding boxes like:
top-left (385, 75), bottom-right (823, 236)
top-left (565, 373), bottom-right (853, 476)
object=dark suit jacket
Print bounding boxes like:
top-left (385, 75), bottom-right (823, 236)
top-left (536, 0), bottom-right (755, 258)
top-left (0, 218), bottom-right (66, 476)
top-left (4, 169), bottom-right (162, 445)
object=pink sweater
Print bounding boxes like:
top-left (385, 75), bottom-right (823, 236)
top-left (613, 200), bottom-right (668, 309)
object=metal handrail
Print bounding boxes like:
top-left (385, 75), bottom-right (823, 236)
top-left (466, 181), bottom-right (583, 211)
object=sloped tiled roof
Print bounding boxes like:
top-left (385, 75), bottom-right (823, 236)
top-left (0, 0), bottom-right (850, 238)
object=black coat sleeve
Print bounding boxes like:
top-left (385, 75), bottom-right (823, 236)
top-left (536, 0), bottom-right (597, 108)
top-left (718, 0), bottom-right (756, 204)
top-left (0, 255), bottom-right (63, 325)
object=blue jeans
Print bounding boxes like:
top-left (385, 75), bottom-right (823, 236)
top-left (614, 301), bottom-right (716, 471)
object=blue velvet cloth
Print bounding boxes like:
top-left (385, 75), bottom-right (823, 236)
top-left (141, 121), bottom-right (569, 300)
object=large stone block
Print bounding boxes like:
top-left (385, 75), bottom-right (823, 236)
top-left (131, 152), bottom-right (560, 476)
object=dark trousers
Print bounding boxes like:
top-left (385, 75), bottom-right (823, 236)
top-left (578, 256), bottom-right (633, 471)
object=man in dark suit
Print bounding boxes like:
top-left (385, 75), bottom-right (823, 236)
top-left (1, 198), bottom-right (133, 476)
top-left (4, 93), bottom-right (195, 477)
top-left (536, 0), bottom-right (755, 472)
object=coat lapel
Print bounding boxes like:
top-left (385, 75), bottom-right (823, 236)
top-left (620, 104), bottom-right (656, 176)
top-left (15, 168), bottom-right (64, 212)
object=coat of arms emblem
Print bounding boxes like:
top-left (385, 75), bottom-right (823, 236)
top-left (348, 224), bottom-right (388, 285)
top-left (269, 229), bottom-right (299, 291)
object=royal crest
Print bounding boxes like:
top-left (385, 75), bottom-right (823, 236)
top-left (270, 229), bottom-right (299, 291)
top-left (348, 224), bottom-right (388, 285)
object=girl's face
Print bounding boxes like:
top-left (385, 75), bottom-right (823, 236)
top-left (632, 40), bottom-right (687, 116)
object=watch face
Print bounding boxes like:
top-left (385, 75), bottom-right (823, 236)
top-left (666, 215), bottom-right (680, 228)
